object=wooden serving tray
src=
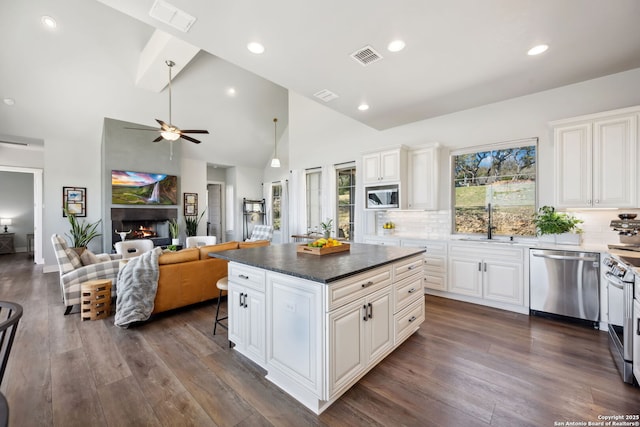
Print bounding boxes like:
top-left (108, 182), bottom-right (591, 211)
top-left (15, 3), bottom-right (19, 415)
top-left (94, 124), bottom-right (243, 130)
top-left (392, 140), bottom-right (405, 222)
top-left (297, 243), bottom-right (350, 255)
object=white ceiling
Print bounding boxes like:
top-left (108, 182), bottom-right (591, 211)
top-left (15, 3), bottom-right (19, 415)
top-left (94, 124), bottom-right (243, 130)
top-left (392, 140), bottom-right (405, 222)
top-left (2, 0), bottom-right (640, 167)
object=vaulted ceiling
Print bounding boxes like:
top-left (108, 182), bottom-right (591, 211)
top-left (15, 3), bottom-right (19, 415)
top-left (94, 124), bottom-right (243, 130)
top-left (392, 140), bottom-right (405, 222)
top-left (2, 0), bottom-right (640, 167)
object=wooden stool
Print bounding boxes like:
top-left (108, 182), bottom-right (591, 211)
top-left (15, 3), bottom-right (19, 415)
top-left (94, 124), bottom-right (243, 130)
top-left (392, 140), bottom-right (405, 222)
top-left (80, 279), bottom-right (112, 321)
top-left (213, 276), bottom-right (228, 335)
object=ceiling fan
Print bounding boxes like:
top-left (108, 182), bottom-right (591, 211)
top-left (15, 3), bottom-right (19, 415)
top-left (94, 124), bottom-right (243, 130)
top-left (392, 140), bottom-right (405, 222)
top-left (128, 60), bottom-right (209, 144)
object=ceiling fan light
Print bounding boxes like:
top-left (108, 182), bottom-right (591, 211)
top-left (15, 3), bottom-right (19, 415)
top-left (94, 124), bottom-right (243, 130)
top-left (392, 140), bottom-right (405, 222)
top-left (161, 130), bottom-right (180, 141)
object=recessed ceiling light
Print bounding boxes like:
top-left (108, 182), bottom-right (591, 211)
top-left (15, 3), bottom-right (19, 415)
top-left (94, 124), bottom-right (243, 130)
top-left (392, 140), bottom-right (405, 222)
top-left (41, 15), bottom-right (57, 29)
top-left (358, 104), bottom-right (369, 111)
top-left (527, 44), bottom-right (549, 56)
top-left (3, 98), bottom-right (15, 106)
top-left (247, 42), bottom-right (265, 54)
top-left (387, 40), bottom-right (406, 52)
top-left (227, 87), bottom-right (236, 97)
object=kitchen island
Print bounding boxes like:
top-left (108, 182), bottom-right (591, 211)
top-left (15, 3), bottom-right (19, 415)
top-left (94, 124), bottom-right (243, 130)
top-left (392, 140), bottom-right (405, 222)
top-left (210, 243), bottom-right (426, 414)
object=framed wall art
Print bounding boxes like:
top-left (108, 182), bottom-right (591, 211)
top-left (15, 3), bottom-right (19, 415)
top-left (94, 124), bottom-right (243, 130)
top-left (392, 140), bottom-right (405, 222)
top-left (184, 192), bottom-right (198, 216)
top-left (63, 186), bottom-right (86, 217)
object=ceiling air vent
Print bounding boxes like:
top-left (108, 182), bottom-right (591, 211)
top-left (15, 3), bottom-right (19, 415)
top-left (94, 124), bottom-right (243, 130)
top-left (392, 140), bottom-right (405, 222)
top-left (350, 45), bottom-right (383, 66)
top-left (314, 89), bottom-right (339, 103)
top-left (149, 0), bottom-right (197, 33)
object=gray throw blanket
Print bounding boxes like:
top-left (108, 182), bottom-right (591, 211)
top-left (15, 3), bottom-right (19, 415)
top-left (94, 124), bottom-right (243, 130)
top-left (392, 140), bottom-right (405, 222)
top-left (114, 247), bottom-right (163, 328)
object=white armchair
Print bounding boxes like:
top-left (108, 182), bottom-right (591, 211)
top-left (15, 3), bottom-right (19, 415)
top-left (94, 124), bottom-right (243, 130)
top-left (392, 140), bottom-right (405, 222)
top-left (51, 234), bottom-right (121, 315)
top-left (185, 235), bottom-right (217, 248)
top-left (114, 239), bottom-right (154, 259)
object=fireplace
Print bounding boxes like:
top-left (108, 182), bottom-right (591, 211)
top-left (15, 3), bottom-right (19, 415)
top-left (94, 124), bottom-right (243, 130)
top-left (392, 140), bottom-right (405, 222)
top-left (111, 207), bottom-right (177, 248)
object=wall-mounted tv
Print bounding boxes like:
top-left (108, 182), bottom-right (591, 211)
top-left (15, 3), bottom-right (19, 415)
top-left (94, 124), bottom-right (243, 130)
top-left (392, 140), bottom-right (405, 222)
top-left (112, 170), bottom-right (177, 205)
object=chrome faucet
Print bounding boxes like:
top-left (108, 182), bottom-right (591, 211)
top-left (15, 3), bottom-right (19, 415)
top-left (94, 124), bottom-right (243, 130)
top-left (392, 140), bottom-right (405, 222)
top-left (486, 203), bottom-right (495, 240)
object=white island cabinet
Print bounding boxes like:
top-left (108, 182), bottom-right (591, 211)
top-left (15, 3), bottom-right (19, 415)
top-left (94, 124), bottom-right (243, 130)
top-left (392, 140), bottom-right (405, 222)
top-left (219, 244), bottom-right (425, 415)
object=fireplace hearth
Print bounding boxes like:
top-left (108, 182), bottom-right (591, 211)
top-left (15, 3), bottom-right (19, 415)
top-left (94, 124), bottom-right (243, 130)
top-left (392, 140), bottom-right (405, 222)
top-left (111, 207), bottom-right (178, 248)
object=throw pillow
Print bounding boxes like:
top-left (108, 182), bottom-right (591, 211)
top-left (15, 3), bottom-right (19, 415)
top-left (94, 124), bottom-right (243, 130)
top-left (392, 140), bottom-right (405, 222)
top-left (64, 248), bottom-right (83, 270)
top-left (80, 249), bottom-right (100, 266)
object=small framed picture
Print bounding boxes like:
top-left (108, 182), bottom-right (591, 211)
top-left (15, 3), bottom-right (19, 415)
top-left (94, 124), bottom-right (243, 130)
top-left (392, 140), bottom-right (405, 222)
top-left (63, 187), bottom-right (86, 217)
top-left (184, 192), bottom-right (197, 216)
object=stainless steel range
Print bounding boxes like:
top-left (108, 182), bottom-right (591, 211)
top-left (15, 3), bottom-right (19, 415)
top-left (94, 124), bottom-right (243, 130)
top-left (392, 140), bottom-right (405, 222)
top-left (605, 216), bottom-right (639, 384)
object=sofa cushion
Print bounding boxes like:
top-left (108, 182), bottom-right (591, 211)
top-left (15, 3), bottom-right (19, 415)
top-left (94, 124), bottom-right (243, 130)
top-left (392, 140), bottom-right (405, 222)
top-left (199, 241), bottom-right (240, 259)
top-left (65, 248), bottom-right (83, 270)
top-left (159, 248), bottom-right (200, 265)
top-left (239, 240), bottom-right (270, 249)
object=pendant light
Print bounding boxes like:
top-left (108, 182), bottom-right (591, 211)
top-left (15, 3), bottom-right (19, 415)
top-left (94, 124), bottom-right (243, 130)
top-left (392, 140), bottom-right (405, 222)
top-left (270, 117), bottom-right (281, 168)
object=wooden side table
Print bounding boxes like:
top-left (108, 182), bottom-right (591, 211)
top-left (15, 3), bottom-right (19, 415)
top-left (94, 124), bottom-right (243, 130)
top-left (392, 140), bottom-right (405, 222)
top-left (0, 233), bottom-right (15, 255)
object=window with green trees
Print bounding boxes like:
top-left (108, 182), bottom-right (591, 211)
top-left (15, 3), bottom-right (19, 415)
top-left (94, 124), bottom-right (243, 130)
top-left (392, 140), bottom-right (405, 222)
top-left (452, 139), bottom-right (537, 236)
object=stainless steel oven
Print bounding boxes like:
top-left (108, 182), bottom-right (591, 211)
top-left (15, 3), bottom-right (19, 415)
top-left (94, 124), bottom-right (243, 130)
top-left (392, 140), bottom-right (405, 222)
top-left (603, 255), bottom-right (635, 384)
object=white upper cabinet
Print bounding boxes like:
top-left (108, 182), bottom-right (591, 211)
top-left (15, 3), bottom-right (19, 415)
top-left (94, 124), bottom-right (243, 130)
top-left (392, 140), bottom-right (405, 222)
top-left (553, 107), bottom-right (638, 208)
top-left (362, 148), bottom-right (406, 184)
top-left (407, 145), bottom-right (439, 210)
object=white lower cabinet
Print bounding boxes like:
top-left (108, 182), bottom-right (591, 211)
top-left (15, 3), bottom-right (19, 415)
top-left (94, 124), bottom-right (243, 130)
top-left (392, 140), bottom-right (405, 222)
top-left (448, 243), bottom-right (524, 307)
top-left (400, 239), bottom-right (448, 291)
top-left (328, 286), bottom-right (393, 398)
top-left (228, 263), bottom-right (267, 368)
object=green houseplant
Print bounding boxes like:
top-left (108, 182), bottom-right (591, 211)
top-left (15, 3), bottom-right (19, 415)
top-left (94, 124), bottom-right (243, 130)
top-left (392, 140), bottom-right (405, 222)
top-left (168, 218), bottom-right (180, 244)
top-left (64, 208), bottom-right (102, 252)
top-left (185, 209), bottom-right (206, 237)
top-left (320, 218), bottom-right (333, 238)
top-left (533, 206), bottom-right (582, 244)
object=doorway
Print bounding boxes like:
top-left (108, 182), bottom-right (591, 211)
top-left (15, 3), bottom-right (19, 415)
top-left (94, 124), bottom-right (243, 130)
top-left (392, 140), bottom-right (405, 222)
top-left (207, 183), bottom-right (224, 243)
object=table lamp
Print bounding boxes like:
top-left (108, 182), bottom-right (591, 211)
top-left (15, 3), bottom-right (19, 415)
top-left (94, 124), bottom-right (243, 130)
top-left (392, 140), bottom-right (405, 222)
top-left (1, 218), bottom-right (11, 233)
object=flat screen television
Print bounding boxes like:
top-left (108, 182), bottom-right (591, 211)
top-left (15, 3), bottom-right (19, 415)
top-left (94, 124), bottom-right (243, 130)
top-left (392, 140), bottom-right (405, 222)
top-left (111, 170), bottom-right (177, 205)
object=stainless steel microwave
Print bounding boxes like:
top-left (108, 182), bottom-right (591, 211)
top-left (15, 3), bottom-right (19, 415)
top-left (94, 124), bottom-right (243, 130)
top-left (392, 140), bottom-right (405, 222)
top-left (366, 184), bottom-right (399, 209)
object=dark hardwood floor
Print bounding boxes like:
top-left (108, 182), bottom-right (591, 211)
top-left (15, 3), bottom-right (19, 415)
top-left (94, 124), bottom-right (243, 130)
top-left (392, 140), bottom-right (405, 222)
top-left (0, 252), bottom-right (638, 426)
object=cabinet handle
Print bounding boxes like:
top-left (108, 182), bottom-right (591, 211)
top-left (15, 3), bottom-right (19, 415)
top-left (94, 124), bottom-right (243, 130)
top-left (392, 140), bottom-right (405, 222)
top-left (408, 316), bottom-right (417, 323)
top-left (239, 293), bottom-right (245, 307)
top-left (363, 305), bottom-right (368, 321)
top-left (478, 262), bottom-right (482, 271)
top-left (361, 281), bottom-right (374, 288)
top-left (408, 288), bottom-right (417, 294)
top-left (407, 265), bottom-right (414, 270)
top-left (637, 318), bottom-right (640, 335)
top-left (238, 274), bottom-right (249, 280)
top-left (587, 199), bottom-right (592, 205)
top-left (484, 262), bottom-right (487, 272)
top-left (595, 200), bottom-right (599, 204)
top-left (368, 302), bottom-right (373, 319)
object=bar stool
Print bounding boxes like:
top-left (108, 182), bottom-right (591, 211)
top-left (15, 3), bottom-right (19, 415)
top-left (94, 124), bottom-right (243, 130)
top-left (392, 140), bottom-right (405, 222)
top-left (213, 276), bottom-right (228, 335)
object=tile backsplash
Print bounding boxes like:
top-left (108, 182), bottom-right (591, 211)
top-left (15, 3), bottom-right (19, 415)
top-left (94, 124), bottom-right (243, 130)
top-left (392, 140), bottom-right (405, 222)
top-left (374, 208), bottom-right (628, 245)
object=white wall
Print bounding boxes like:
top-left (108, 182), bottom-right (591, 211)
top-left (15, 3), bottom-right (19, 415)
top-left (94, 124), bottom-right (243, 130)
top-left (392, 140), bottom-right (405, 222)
top-left (289, 67), bottom-right (640, 213)
top-left (181, 157), bottom-right (208, 238)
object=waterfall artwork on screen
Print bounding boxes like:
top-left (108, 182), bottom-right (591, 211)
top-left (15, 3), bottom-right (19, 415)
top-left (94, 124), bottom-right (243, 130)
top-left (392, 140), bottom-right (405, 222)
top-left (111, 170), bottom-right (177, 205)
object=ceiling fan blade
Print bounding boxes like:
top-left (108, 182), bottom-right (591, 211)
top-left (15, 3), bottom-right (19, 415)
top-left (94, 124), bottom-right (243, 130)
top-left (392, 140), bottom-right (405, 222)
top-left (152, 136), bottom-right (164, 142)
top-left (180, 134), bottom-right (202, 144)
top-left (180, 129), bottom-right (210, 134)
top-left (155, 119), bottom-right (171, 130)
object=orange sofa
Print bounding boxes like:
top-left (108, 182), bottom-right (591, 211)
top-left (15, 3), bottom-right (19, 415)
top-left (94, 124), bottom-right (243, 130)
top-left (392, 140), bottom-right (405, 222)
top-left (152, 240), bottom-right (270, 314)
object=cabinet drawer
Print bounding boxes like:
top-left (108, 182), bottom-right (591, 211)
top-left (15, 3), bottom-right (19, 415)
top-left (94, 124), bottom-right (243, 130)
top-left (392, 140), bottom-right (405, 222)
top-left (424, 274), bottom-right (446, 291)
top-left (228, 263), bottom-right (266, 292)
top-left (424, 255), bottom-right (445, 273)
top-left (394, 297), bottom-right (424, 344)
top-left (394, 255), bottom-right (424, 282)
top-left (327, 266), bottom-right (391, 311)
top-left (394, 275), bottom-right (423, 312)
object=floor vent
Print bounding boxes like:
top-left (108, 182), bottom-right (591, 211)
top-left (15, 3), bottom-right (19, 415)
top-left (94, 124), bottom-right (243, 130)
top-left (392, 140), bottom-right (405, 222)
top-left (149, 0), bottom-right (197, 33)
top-left (314, 89), bottom-right (339, 102)
top-left (350, 45), bottom-right (383, 66)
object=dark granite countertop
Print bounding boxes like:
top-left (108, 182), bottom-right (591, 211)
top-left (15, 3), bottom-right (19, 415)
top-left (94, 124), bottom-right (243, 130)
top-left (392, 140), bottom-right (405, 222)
top-left (209, 243), bottom-right (425, 283)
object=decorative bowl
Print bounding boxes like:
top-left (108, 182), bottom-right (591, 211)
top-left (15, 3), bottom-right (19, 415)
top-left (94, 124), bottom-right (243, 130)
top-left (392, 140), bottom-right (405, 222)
top-left (618, 213), bottom-right (637, 220)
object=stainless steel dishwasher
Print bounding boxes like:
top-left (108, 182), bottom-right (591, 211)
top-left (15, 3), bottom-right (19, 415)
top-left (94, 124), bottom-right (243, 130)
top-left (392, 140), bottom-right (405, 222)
top-left (529, 249), bottom-right (600, 326)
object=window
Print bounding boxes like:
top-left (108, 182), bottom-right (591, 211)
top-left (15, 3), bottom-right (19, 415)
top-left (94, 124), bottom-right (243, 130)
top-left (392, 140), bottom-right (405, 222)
top-left (306, 169), bottom-right (322, 233)
top-left (452, 139), bottom-right (537, 236)
top-left (336, 165), bottom-right (356, 240)
top-left (271, 183), bottom-right (282, 231)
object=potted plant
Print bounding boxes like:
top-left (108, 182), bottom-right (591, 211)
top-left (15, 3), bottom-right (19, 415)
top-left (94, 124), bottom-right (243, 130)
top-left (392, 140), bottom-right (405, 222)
top-left (64, 208), bottom-right (102, 254)
top-left (320, 218), bottom-right (333, 238)
top-left (533, 206), bottom-right (583, 245)
top-left (185, 209), bottom-right (206, 237)
top-left (168, 218), bottom-right (180, 245)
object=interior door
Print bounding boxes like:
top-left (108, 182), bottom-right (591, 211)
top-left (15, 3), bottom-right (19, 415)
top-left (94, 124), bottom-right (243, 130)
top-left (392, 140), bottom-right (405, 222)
top-left (207, 183), bottom-right (222, 242)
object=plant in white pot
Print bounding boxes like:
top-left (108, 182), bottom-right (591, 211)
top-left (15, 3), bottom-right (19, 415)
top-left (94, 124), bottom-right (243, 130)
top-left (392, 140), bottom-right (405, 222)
top-left (533, 206), bottom-right (583, 245)
top-left (168, 218), bottom-right (180, 245)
